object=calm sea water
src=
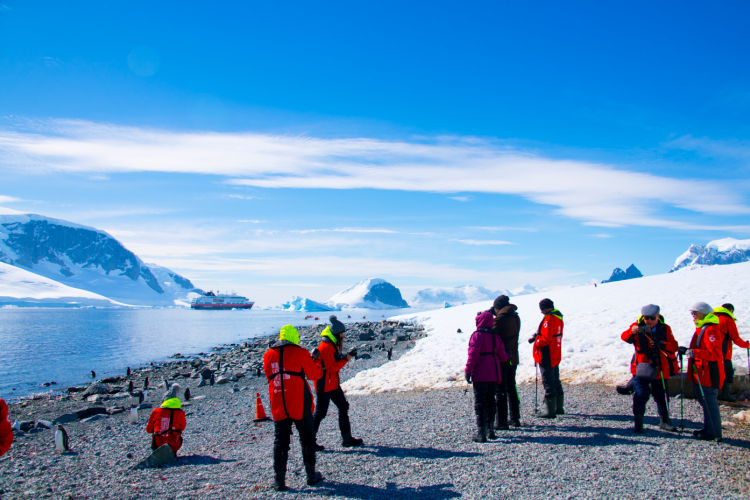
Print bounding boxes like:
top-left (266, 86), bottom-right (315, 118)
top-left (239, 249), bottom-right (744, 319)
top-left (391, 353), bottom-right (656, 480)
top-left (0, 307), bottom-right (419, 400)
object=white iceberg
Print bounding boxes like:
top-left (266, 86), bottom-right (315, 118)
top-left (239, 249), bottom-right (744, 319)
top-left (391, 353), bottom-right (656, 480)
top-left (281, 296), bottom-right (339, 312)
top-left (327, 278), bottom-right (409, 310)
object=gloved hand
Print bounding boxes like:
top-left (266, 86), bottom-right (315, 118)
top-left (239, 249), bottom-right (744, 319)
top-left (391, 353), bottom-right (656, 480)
top-left (528, 335), bottom-right (536, 344)
top-left (465, 372), bottom-right (472, 383)
top-left (348, 347), bottom-right (358, 360)
top-left (311, 348), bottom-right (321, 359)
top-left (677, 346), bottom-right (687, 356)
top-left (686, 349), bottom-right (695, 359)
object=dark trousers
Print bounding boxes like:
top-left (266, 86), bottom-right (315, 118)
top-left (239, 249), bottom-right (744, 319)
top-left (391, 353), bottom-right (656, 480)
top-left (473, 381), bottom-right (497, 429)
top-left (312, 384), bottom-right (351, 437)
top-left (274, 413), bottom-right (316, 453)
top-left (632, 377), bottom-right (669, 417)
top-left (696, 385), bottom-right (722, 438)
top-left (723, 359), bottom-right (735, 388)
top-left (496, 363), bottom-right (520, 423)
top-left (539, 365), bottom-right (563, 398)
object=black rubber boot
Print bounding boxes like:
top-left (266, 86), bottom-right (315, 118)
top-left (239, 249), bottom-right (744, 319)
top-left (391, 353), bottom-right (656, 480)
top-left (495, 392), bottom-right (509, 430)
top-left (509, 392), bottom-right (521, 426)
top-left (302, 446), bottom-right (324, 486)
top-left (341, 433), bottom-right (363, 448)
top-left (616, 377), bottom-right (635, 395)
top-left (719, 383), bottom-right (737, 403)
top-left (509, 418), bottom-right (521, 427)
top-left (555, 394), bottom-right (565, 415)
top-left (314, 442), bottom-right (325, 452)
top-left (659, 415), bottom-right (676, 432)
top-left (273, 448), bottom-right (288, 492)
top-left (633, 415), bottom-right (645, 434)
top-left (535, 398), bottom-right (556, 419)
top-left (472, 410), bottom-right (487, 443)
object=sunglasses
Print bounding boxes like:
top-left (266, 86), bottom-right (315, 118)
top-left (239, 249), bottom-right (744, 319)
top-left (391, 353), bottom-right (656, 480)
top-left (643, 315), bottom-right (658, 321)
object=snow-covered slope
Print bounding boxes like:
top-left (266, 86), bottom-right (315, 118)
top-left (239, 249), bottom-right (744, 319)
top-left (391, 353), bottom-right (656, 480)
top-left (510, 284), bottom-right (539, 296)
top-left (0, 211), bottom-right (203, 306)
top-left (410, 285), bottom-right (509, 307)
top-left (327, 278), bottom-right (409, 310)
top-left (0, 262), bottom-right (128, 307)
top-left (281, 296), bottom-right (339, 312)
top-left (343, 261), bottom-right (750, 395)
top-left (671, 238), bottom-right (750, 272)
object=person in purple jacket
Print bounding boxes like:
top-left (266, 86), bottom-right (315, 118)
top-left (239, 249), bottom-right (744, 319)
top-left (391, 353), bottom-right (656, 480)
top-left (465, 311), bottom-right (509, 442)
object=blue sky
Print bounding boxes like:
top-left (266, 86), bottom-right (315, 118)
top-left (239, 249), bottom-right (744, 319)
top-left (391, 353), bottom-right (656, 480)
top-left (1, 1), bottom-right (750, 305)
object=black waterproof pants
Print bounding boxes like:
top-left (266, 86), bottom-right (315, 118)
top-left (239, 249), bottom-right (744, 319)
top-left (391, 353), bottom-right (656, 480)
top-left (724, 359), bottom-right (735, 387)
top-left (539, 365), bottom-right (563, 398)
top-left (473, 381), bottom-right (497, 430)
top-left (313, 383), bottom-right (352, 437)
top-left (496, 363), bottom-right (520, 423)
top-left (632, 377), bottom-right (669, 417)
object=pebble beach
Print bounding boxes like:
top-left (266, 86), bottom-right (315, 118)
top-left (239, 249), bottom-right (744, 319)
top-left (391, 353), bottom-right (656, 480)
top-left (2, 320), bottom-right (750, 499)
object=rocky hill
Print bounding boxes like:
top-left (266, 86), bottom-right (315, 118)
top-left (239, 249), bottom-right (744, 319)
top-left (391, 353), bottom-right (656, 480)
top-left (602, 264), bottom-right (642, 283)
top-left (671, 237), bottom-right (750, 272)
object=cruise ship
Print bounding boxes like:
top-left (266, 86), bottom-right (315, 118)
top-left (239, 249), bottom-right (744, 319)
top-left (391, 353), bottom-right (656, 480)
top-left (190, 291), bottom-right (255, 310)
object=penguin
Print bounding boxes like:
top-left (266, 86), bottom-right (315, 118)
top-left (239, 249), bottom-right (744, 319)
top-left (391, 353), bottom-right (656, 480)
top-left (163, 378), bottom-right (170, 390)
top-left (210, 374), bottom-right (215, 386)
top-left (128, 380), bottom-right (134, 393)
top-left (137, 391), bottom-right (145, 404)
top-left (256, 367), bottom-right (261, 377)
top-left (126, 367), bottom-right (131, 377)
top-left (216, 361), bottom-right (221, 371)
top-left (129, 406), bottom-right (138, 425)
top-left (55, 424), bottom-right (70, 453)
top-left (387, 347), bottom-right (393, 360)
top-left (457, 328), bottom-right (462, 333)
top-left (184, 387), bottom-right (191, 401)
top-left (143, 377), bottom-right (149, 390)
top-left (91, 370), bottom-right (96, 378)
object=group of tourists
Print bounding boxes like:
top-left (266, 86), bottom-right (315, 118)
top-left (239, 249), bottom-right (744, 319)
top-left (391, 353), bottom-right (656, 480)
top-left (464, 296), bottom-right (748, 445)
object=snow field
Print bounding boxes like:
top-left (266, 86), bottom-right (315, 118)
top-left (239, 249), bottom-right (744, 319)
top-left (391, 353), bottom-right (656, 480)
top-left (343, 261), bottom-right (750, 395)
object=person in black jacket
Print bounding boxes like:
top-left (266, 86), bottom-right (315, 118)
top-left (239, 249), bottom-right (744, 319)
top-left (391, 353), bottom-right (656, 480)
top-left (492, 295), bottom-right (522, 429)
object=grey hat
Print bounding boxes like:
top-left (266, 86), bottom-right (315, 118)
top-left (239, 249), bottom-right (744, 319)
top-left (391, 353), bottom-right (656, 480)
top-left (329, 315), bottom-right (346, 335)
top-left (689, 302), bottom-right (713, 316)
top-left (163, 383), bottom-right (181, 401)
top-left (641, 304), bottom-right (660, 316)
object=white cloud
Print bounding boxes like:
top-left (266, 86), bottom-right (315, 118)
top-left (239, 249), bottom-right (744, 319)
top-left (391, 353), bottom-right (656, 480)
top-left (226, 194), bottom-right (258, 200)
top-left (592, 234), bottom-right (613, 238)
top-left (448, 196), bottom-right (472, 202)
top-left (0, 195), bottom-right (21, 203)
top-left (451, 239), bottom-right (514, 246)
top-left (664, 135), bottom-right (750, 160)
top-left (468, 226), bottom-right (538, 232)
top-left (290, 228), bottom-right (399, 234)
top-left (2, 119), bottom-right (749, 230)
top-left (238, 219), bottom-right (265, 223)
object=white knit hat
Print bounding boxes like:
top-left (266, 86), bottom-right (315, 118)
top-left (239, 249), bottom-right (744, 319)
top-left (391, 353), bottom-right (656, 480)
top-left (689, 302), bottom-right (713, 316)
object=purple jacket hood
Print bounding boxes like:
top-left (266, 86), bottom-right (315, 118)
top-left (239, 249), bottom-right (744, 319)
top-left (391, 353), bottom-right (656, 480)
top-left (465, 311), bottom-right (509, 383)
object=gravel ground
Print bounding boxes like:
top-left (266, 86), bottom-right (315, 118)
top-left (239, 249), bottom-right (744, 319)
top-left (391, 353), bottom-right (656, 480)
top-left (2, 323), bottom-right (750, 499)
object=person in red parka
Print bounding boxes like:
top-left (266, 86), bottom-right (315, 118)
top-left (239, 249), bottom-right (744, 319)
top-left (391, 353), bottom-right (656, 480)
top-left (529, 298), bottom-right (564, 418)
top-left (714, 303), bottom-right (749, 402)
top-left (264, 324), bottom-right (324, 491)
top-left (0, 398), bottom-right (13, 457)
top-left (312, 315), bottom-right (363, 451)
top-left (620, 304), bottom-right (678, 434)
top-left (145, 384), bottom-right (186, 454)
top-left (686, 302), bottom-right (725, 441)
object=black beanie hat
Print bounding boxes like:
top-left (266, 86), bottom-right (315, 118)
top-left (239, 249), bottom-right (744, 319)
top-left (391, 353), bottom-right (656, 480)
top-left (539, 298), bottom-right (554, 310)
top-left (493, 295), bottom-right (510, 309)
top-left (329, 315), bottom-right (346, 335)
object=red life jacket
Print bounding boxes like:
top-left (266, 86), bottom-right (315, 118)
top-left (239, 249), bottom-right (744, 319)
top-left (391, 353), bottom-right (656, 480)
top-left (264, 341), bottom-right (323, 421)
top-left (620, 317), bottom-right (678, 379)
top-left (317, 338), bottom-right (349, 393)
top-left (146, 406), bottom-right (186, 454)
top-left (533, 310), bottom-right (564, 368)
top-left (0, 399), bottom-right (12, 457)
top-left (688, 321), bottom-right (725, 389)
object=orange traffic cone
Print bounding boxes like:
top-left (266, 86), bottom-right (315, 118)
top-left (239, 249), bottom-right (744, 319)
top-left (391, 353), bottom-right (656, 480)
top-left (253, 392), bottom-right (271, 422)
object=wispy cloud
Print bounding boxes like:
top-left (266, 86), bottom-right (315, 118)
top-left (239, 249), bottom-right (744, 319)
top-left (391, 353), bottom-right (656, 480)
top-left (238, 219), bottom-right (265, 223)
top-left (0, 195), bottom-right (21, 203)
top-left (468, 226), bottom-right (538, 232)
top-left (290, 228), bottom-right (399, 234)
top-left (664, 135), bottom-right (750, 160)
top-left (451, 239), bottom-right (514, 246)
top-left (2, 119), bottom-right (749, 231)
top-left (592, 234), bottom-right (613, 238)
top-left (226, 194), bottom-right (258, 200)
top-left (448, 196), bottom-right (473, 202)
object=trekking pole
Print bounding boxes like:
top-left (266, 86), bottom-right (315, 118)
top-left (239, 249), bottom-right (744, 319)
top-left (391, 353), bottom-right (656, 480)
top-left (679, 353), bottom-right (684, 431)
top-left (534, 363), bottom-right (539, 414)
top-left (659, 367), bottom-right (670, 420)
top-left (692, 363), bottom-right (717, 439)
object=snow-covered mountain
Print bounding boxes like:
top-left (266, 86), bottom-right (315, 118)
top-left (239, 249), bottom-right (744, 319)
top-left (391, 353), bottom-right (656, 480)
top-left (0, 212), bottom-right (203, 306)
top-left (671, 238), bottom-right (750, 272)
top-left (281, 295), bottom-right (339, 312)
top-left (327, 278), bottom-right (409, 310)
top-left (343, 260), bottom-right (750, 395)
top-left (0, 262), bottom-right (127, 307)
top-left (509, 284), bottom-right (539, 296)
top-left (410, 285), bottom-right (510, 307)
top-left (602, 264), bottom-right (643, 283)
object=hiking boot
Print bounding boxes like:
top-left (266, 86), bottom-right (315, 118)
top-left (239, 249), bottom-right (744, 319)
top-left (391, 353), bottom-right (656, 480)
top-left (555, 394), bottom-right (565, 415)
top-left (341, 433), bottom-right (364, 448)
top-left (509, 418), bottom-right (521, 428)
top-left (633, 415), bottom-right (645, 434)
top-left (313, 443), bottom-right (325, 452)
top-left (659, 415), bottom-right (676, 432)
top-left (695, 431), bottom-right (716, 441)
top-left (472, 429), bottom-right (487, 443)
top-left (719, 385), bottom-right (737, 403)
top-left (535, 398), bottom-right (556, 419)
top-left (494, 421), bottom-right (509, 431)
top-left (273, 449), bottom-right (288, 491)
top-left (487, 429), bottom-right (497, 440)
top-left (302, 447), bottom-right (324, 486)
top-left (616, 385), bottom-right (633, 395)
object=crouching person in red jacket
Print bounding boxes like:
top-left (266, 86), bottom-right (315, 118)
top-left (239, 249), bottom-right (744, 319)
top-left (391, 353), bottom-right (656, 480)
top-left (0, 398), bottom-right (13, 457)
top-left (264, 325), bottom-right (324, 491)
top-left (620, 305), bottom-right (678, 434)
top-left (146, 384), bottom-right (187, 454)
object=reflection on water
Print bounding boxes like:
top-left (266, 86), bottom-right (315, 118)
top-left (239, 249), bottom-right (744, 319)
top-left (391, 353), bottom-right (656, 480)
top-left (0, 307), bottom-right (420, 399)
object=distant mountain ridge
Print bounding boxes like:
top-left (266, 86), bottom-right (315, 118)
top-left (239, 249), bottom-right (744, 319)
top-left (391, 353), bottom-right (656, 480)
top-left (0, 212), bottom-right (203, 306)
top-left (603, 264), bottom-right (642, 283)
top-left (671, 238), bottom-right (750, 272)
